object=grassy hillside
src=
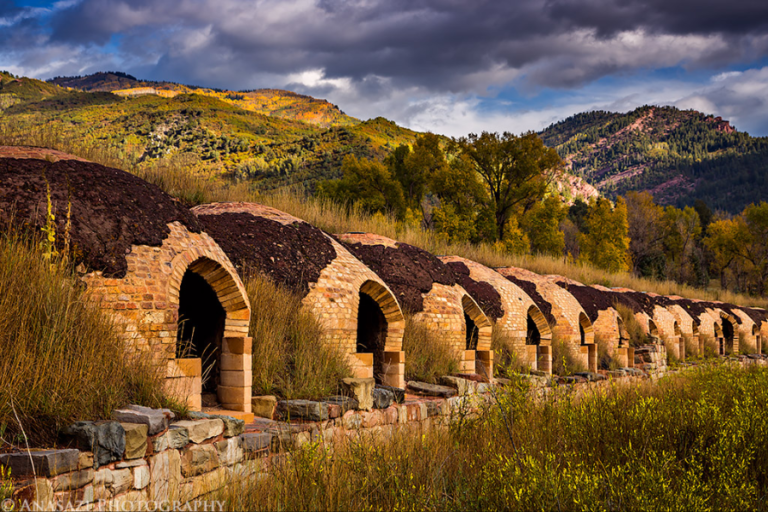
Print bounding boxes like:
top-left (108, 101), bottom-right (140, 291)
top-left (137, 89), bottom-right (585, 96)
top-left (49, 71), bottom-right (359, 128)
top-left (540, 105), bottom-right (768, 213)
top-left (1, 73), bottom-right (420, 192)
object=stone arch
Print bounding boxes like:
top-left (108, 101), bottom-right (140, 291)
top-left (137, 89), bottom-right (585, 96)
top-left (753, 324), bottom-right (762, 354)
top-left (693, 323), bottom-right (701, 356)
top-left (526, 305), bottom-right (553, 374)
top-left (578, 312), bottom-right (597, 372)
top-left (357, 279), bottom-right (405, 386)
top-left (461, 294), bottom-right (494, 376)
top-left (648, 319), bottom-right (659, 340)
top-left (168, 252), bottom-right (251, 412)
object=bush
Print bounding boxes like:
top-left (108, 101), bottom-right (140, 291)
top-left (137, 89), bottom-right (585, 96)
top-left (247, 274), bottom-right (352, 399)
top-left (551, 335), bottom-right (586, 375)
top-left (596, 334), bottom-right (619, 370)
top-left (0, 233), bottom-right (166, 447)
top-left (701, 333), bottom-right (719, 358)
top-left (403, 314), bottom-right (460, 383)
top-left (217, 364), bottom-right (768, 511)
top-left (491, 324), bottom-right (527, 377)
top-left (615, 302), bottom-right (646, 347)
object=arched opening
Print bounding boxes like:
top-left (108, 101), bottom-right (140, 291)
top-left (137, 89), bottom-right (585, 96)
top-left (648, 320), bottom-right (659, 342)
top-left (754, 325), bottom-right (762, 354)
top-left (357, 291), bottom-right (387, 383)
top-left (177, 270), bottom-right (226, 406)
top-left (722, 317), bottom-right (735, 355)
top-left (578, 312), bottom-right (597, 372)
top-left (616, 316), bottom-right (633, 368)
top-left (526, 306), bottom-right (552, 374)
top-left (527, 315), bottom-right (541, 346)
top-left (465, 313), bottom-right (479, 350)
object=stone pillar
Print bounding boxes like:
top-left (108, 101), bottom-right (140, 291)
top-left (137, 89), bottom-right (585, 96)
top-left (382, 351), bottom-right (405, 389)
top-left (476, 350), bottom-right (494, 380)
top-left (537, 346), bottom-right (552, 375)
top-left (218, 337), bottom-right (252, 413)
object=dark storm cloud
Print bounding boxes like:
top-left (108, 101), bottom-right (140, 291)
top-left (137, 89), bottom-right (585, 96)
top-left (30, 0), bottom-right (765, 93)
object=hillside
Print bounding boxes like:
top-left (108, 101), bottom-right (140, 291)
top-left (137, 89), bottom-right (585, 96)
top-left (1, 73), bottom-right (420, 191)
top-left (540, 106), bottom-right (768, 213)
top-left (49, 71), bottom-right (359, 128)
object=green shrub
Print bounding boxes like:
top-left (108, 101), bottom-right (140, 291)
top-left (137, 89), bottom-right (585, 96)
top-left (491, 324), bottom-right (528, 377)
top-left (216, 364), bottom-right (768, 512)
top-left (403, 315), bottom-right (460, 383)
top-left (0, 233), bottom-right (166, 447)
top-left (551, 334), bottom-right (586, 375)
top-left (247, 274), bottom-right (352, 399)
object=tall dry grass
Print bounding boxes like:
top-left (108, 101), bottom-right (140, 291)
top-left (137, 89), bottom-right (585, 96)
top-left (246, 274), bottom-right (352, 399)
top-left (551, 335), bottom-right (586, 375)
top-left (402, 315), bottom-right (460, 383)
top-left (2, 122), bottom-right (766, 309)
top-left (217, 364), bottom-right (768, 511)
top-left (0, 232), bottom-right (167, 446)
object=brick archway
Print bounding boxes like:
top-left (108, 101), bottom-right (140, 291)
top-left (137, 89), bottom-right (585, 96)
top-left (168, 251), bottom-right (251, 412)
top-left (578, 312), bottom-right (597, 372)
top-left (357, 279), bottom-right (405, 388)
top-left (461, 294), bottom-right (494, 376)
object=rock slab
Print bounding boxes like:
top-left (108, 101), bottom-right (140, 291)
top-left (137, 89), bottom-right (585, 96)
top-left (406, 381), bottom-right (458, 398)
top-left (341, 378), bottom-right (375, 411)
top-left (276, 400), bottom-right (329, 421)
top-left (62, 421), bottom-right (125, 468)
top-left (0, 449), bottom-right (79, 478)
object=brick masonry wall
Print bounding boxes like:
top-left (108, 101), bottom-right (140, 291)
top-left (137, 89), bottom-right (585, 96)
top-left (413, 283), bottom-right (493, 374)
top-left (82, 222), bottom-right (252, 411)
top-left (303, 237), bottom-right (406, 387)
top-left (439, 257), bottom-right (553, 372)
top-left (499, 269), bottom-right (596, 371)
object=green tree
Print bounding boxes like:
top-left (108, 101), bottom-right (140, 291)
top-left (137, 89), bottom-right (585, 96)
top-left (521, 195), bottom-right (566, 257)
top-left (316, 155), bottom-right (405, 217)
top-left (580, 197), bottom-right (631, 272)
top-left (449, 131), bottom-right (562, 240)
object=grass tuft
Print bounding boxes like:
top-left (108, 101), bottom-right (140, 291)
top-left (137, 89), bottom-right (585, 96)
top-left (402, 314), bottom-right (460, 383)
top-left (246, 274), bottom-right (352, 399)
top-left (0, 231), bottom-right (166, 447)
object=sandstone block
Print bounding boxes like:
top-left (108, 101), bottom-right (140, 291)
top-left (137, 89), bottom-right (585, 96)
top-left (180, 444), bottom-right (219, 477)
top-left (320, 396), bottom-right (359, 413)
top-left (342, 410), bottom-right (362, 430)
top-left (406, 381), bottom-right (458, 398)
top-left (218, 385), bottom-right (251, 406)
top-left (61, 421), bottom-right (125, 468)
top-left (239, 432), bottom-right (272, 456)
top-left (152, 424), bottom-right (190, 452)
top-left (78, 451), bottom-right (94, 470)
top-left (0, 450), bottom-right (80, 479)
top-left (440, 376), bottom-right (476, 396)
top-left (187, 411), bottom-right (245, 437)
top-left (341, 377), bottom-right (375, 411)
top-left (252, 395), bottom-right (278, 419)
top-left (133, 465), bottom-right (150, 490)
top-left (220, 369), bottom-right (252, 387)
top-left (112, 407), bottom-right (168, 435)
top-left (223, 337), bottom-right (252, 355)
top-left (215, 437), bottom-right (244, 466)
top-left (149, 449), bottom-right (181, 502)
top-left (372, 388), bottom-right (395, 409)
top-left (51, 469), bottom-right (94, 492)
top-left (121, 423), bottom-right (148, 460)
top-left (173, 419), bottom-right (224, 444)
top-left (220, 353), bottom-right (252, 371)
top-left (276, 400), bottom-right (329, 421)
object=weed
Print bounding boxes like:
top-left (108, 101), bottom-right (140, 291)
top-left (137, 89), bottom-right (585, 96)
top-left (402, 314), bottom-right (460, 383)
top-left (246, 274), bottom-right (352, 399)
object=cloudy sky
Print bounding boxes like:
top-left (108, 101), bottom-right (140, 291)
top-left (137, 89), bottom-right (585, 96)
top-left (2, 0), bottom-right (768, 137)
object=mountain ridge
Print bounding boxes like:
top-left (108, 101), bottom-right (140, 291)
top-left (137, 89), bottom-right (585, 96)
top-left (539, 105), bottom-right (768, 213)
